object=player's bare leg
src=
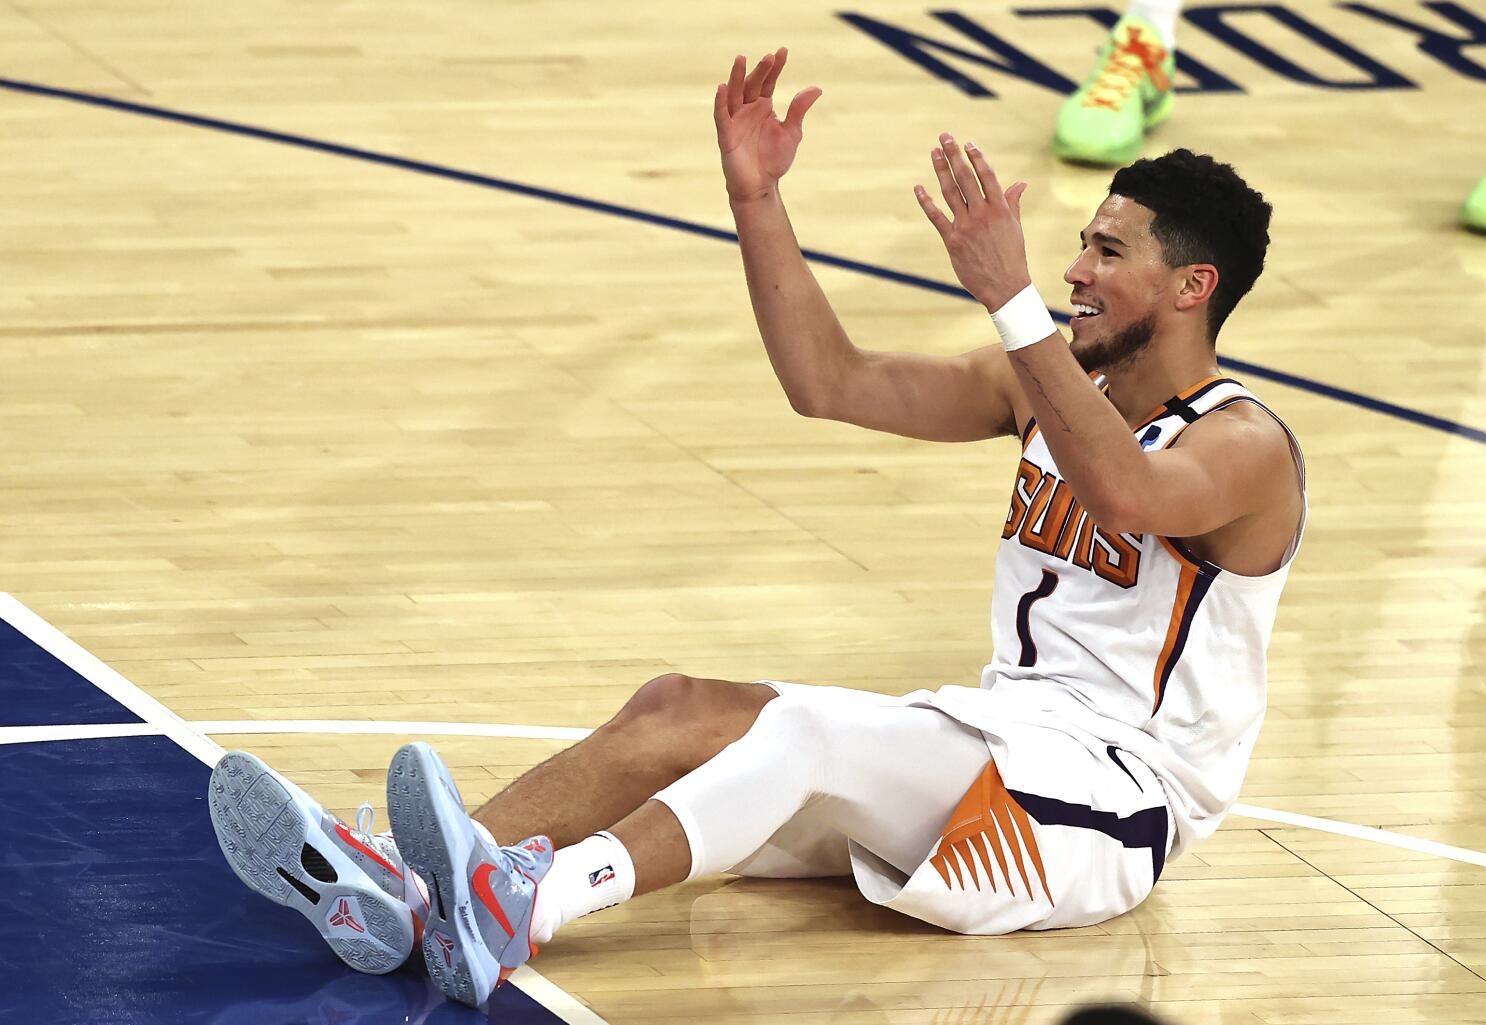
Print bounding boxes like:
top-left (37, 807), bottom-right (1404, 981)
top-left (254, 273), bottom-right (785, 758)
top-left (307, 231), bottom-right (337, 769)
top-left (607, 798), bottom-right (694, 895)
top-left (385, 674), bottom-right (779, 1005)
top-left (470, 673), bottom-right (777, 847)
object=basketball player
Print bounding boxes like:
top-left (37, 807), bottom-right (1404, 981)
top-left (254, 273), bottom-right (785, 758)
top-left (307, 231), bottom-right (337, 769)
top-left (208, 49), bottom-right (1304, 1008)
top-left (1054, 0), bottom-right (1179, 165)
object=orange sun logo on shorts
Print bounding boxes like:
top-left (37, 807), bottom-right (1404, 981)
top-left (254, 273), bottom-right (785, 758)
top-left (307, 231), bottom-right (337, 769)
top-left (930, 760), bottom-right (1054, 905)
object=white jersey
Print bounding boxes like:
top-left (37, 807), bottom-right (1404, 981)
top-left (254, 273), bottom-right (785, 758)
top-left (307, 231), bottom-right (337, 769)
top-left (953, 375), bottom-right (1305, 859)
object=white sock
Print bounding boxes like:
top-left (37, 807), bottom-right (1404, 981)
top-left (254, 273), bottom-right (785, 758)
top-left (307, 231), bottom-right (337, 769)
top-left (528, 832), bottom-right (636, 945)
top-left (1127, 0), bottom-right (1180, 47)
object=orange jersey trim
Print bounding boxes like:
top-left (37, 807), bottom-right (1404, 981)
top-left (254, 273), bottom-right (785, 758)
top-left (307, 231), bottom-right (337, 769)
top-left (1151, 559), bottom-right (1217, 714)
top-left (1020, 418), bottom-right (1041, 451)
top-left (1153, 563), bottom-right (1198, 713)
top-left (1132, 375), bottom-right (1226, 432)
top-left (1157, 535), bottom-right (1201, 572)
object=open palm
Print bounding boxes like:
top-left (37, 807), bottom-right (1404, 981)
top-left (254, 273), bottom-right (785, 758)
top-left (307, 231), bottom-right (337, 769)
top-left (714, 48), bottom-right (823, 202)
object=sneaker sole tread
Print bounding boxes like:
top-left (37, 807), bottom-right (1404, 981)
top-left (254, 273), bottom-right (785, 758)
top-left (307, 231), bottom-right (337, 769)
top-left (208, 751), bottom-right (411, 975)
top-left (387, 744), bottom-right (486, 1006)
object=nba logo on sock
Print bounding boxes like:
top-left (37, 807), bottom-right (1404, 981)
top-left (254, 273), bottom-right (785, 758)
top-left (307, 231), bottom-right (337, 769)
top-left (588, 865), bottom-right (615, 887)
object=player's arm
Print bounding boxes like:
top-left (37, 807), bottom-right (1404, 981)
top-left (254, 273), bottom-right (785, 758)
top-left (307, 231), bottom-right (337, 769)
top-left (1001, 334), bottom-right (1291, 535)
top-left (915, 134), bottom-right (1289, 535)
top-left (731, 190), bottom-right (1021, 441)
top-left (1133, 405), bottom-right (1296, 536)
top-left (716, 50), bottom-right (1021, 443)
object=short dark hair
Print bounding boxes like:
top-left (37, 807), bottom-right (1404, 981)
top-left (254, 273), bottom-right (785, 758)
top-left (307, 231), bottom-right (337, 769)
top-left (1108, 149), bottom-right (1272, 341)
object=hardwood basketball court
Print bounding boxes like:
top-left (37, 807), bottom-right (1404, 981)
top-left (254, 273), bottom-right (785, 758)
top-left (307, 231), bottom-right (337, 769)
top-left (1, 0), bottom-right (1484, 1021)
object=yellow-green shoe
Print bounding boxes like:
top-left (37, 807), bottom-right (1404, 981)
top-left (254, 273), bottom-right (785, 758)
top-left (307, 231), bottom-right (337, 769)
top-left (1054, 16), bottom-right (1176, 167)
top-left (1463, 176), bottom-right (1486, 234)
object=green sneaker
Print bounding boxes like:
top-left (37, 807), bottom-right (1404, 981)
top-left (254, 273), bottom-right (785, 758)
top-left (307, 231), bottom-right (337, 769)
top-left (1054, 16), bottom-right (1176, 167)
top-left (1463, 176), bottom-right (1486, 234)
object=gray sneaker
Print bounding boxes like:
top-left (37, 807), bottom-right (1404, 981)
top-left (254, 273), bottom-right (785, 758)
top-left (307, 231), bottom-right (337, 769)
top-left (208, 749), bottom-right (431, 974)
top-left (386, 742), bottom-right (553, 1007)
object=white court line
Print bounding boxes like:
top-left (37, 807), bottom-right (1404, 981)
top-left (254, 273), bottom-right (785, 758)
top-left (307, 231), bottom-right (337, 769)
top-left (196, 719), bottom-right (592, 741)
top-left (0, 719), bottom-right (588, 746)
top-left (9, 712), bottom-right (1485, 872)
top-left (1233, 802), bottom-right (1486, 868)
top-left (508, 966), bottom-right (611, 1025)
top-left (0, 595), bottom-right (221, 766)
top-left (0, 593), bottom-right (611, 1025)
top-left (0, 722), bottom-right (164, 745)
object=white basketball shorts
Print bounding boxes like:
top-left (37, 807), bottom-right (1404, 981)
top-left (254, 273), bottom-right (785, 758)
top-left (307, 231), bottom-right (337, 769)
top-left (731, 681), bottom-right (1174, 934)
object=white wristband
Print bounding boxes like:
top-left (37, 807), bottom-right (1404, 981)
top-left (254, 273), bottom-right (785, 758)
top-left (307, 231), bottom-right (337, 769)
top-left (990, 284), bottom-right (1058, 353)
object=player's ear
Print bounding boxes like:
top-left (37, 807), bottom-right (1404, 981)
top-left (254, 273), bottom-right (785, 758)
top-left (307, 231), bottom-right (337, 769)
top-left (1173, 264), bottom-right (1218, 312)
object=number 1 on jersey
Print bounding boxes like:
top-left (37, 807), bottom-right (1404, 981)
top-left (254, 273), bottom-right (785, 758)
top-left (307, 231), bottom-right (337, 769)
top-left (1015, 569), bottom-right (1060, 667)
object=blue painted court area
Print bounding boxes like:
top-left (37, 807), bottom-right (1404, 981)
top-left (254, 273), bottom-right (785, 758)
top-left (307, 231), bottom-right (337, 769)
top-left (0, 611), bottom-right (569, 1025)
top-left (0, 618), bottom-right (143, 728)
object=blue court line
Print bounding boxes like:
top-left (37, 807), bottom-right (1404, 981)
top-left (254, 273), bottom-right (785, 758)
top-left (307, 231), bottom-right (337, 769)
top-left (4, 75), bottom-right (1483, 446)
top-left (1218, 355), bottom-right (1486, 444)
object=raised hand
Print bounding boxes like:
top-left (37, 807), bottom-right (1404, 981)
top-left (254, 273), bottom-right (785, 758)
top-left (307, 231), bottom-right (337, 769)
top-left (714, 48), bottom-right (823, 203)
top-left (914, 134), bottom-right (1034, 312)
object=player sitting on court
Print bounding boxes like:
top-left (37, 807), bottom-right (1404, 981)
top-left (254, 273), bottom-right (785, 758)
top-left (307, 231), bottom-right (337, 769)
top-left (208, 48), bottom-right (1304, 1009)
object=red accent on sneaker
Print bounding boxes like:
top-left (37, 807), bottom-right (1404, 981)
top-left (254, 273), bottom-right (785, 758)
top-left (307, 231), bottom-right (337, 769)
top-left (333, 822), bottom-right (405, 880)
top-left (1084, 26), bottom-right (1170, 110)
top-left (433, 931), bottom-right (457, 968)
top-left (471, 864), bottom-right (517, 939)
top-left (328, 898), bottom-right (366, 933)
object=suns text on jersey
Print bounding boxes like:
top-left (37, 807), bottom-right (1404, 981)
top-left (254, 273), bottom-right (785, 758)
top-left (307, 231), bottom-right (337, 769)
top-left (1003, 458), bottom-right (1142, 588)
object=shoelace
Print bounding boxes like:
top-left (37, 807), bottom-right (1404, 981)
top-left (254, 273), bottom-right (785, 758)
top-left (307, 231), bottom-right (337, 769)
top-left (347, 805), bottom-right (428, 910)
top-left (1082, 27), bottom-right (1170, 110)
top-left (352, 802), bottom-right (404, 864)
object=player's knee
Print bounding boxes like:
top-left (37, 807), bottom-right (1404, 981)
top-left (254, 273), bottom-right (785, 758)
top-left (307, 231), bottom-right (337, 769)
top-left (622, 672), bottom-right (700, 722)
top-left (619, 673), bottom-right (774, 768)
top-left (625, 672), bottom-right (768, 721)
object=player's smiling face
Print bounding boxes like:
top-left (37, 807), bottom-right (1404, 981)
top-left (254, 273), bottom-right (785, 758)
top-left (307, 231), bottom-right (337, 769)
top-left (1062, 195), bottom-right (1172, 372)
